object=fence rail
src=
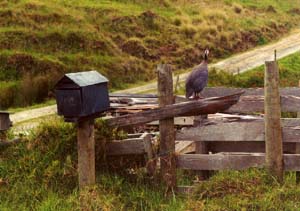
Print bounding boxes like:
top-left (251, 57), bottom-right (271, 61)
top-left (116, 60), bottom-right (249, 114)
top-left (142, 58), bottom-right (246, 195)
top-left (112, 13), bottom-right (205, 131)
top-left (176, 118), bottom-right (300, 143)
top-left (177, 154), bottom-right (300, 171)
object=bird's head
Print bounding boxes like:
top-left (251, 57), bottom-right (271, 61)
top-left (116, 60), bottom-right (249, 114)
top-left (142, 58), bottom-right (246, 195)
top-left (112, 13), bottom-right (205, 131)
top-left (203, 49), bottom-right (209, 61)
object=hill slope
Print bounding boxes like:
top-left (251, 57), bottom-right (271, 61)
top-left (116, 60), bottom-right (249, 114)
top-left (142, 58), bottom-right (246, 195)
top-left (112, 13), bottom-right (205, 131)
top-left (1, 0), bottom-right (300, 108)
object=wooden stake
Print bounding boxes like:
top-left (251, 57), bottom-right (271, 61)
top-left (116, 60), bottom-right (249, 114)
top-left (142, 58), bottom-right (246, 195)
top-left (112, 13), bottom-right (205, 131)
top-left (264, 61), bottom-right (283, 183)
top-left (157, 64), bottom-right (176, 193)
top-left (77, 119), bottom-right (95, 189)
top-left (174, 75), bottom-right (180, 93)
top-left (194, 115), bottom-right (209, 180)
top-left (296, 80), bottom-right (300, 183)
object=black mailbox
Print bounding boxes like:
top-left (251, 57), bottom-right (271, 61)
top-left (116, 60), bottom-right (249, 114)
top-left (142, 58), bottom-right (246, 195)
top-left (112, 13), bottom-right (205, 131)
top-left (0, 111), bottom-right (12, 131)
top-left (55, 70), bottom-right (110, 122)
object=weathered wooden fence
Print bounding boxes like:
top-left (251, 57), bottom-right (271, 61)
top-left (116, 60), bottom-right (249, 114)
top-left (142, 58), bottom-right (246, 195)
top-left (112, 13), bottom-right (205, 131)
top-left (176, 61), bottom-right (300, 184)
top-left (106, 60), bottom-right (300, 192)
top-left (37, 60), bottom-right (300, 191)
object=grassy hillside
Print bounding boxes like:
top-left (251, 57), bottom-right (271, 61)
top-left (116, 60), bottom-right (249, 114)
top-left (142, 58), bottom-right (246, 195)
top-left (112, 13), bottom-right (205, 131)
top-left (0, 0), bottom-right (300, 108)
top-left (2, 118), bottom-right (300, 210)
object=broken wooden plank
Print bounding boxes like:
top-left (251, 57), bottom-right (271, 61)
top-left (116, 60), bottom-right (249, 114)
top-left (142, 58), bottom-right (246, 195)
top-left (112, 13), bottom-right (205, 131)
top-left (176, 118), bottom-right (300, 143)
top-left (175, 141), bottom-right (195, 154)
top-left (107, 92), bottom-right (243, 128)
top-left (177, 153), bottom-right (300, 171)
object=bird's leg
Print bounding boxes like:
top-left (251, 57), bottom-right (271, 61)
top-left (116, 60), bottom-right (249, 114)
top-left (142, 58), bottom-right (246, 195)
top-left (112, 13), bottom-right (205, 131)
top-left (193, 93), bottom-right (199, 100)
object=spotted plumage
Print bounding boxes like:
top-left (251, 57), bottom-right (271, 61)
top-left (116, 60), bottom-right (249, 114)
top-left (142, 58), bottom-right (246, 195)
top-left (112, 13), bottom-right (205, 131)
top-left (185, 49), bottom-right (209, 99)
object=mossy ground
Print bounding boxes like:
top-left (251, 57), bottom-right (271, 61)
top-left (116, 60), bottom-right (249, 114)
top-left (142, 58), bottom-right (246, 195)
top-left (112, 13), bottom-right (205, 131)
top-left (1, 0), bottom-right (300, 109)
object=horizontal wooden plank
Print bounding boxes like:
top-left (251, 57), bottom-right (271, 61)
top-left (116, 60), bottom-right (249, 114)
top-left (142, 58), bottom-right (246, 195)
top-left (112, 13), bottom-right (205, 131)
top-left (207, 141), bottom-right (296, 154)
top-left (177, 154), bottom-right (300, 171)
top-left (226, 95), bottom-right (300, 113)
top-left (175, 95), bottom-right (300, 113)
top-left (106, 139), bottom-right (145, 155)
top-left (176, 118), bottom-right (300, 143)
top-left (107, 93), bottom-right (242, 127)
top-left (109, 93), bottom-right (158, 98)
top-left (202, 87), bottom-right (300, 97)
top-left (148, 117), bottom-right (194, 126)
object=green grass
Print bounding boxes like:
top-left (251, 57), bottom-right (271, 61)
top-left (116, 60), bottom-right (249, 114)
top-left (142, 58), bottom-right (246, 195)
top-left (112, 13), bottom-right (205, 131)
top-left (2, 118), bottom-right (300, 210)
top-left (0, 0), bottom-right (300, 109)
top-left (191, 169), bottom-right (300, 211)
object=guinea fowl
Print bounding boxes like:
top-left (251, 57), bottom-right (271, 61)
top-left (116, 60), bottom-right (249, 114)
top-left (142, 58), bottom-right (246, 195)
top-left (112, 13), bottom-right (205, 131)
top-left (185, 49), bottom-right (209, 99)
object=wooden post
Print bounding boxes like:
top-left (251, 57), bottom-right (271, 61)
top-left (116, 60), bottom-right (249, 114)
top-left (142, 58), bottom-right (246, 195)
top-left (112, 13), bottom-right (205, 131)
top-left (157, 64), bottom-right (176, 193)
top-left (296, 80), bottom-right (300, 183)
top-left (77, 119), bottom-right (95, 189)
top-left (264, 61), bottom-right (283, 183)
top-left (194, 115), bottom-right (209, 180)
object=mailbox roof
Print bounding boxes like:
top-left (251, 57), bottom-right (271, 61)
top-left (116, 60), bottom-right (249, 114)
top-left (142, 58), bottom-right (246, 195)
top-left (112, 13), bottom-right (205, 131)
top-left (64, 70), bottom-right (108, 87)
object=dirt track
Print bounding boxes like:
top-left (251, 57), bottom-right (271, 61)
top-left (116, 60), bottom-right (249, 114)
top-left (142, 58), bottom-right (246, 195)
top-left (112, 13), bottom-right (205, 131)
top-left (11, 29), bottom-right (300, 124)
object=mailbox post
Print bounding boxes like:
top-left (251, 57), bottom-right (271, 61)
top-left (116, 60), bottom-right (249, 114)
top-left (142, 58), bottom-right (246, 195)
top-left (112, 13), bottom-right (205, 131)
top-left (0, 112), bottom-right (12, 131)
top-left (55, 70), bottom-right (109, 189)
top-left (77, 119), bottom-right (95, 188)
